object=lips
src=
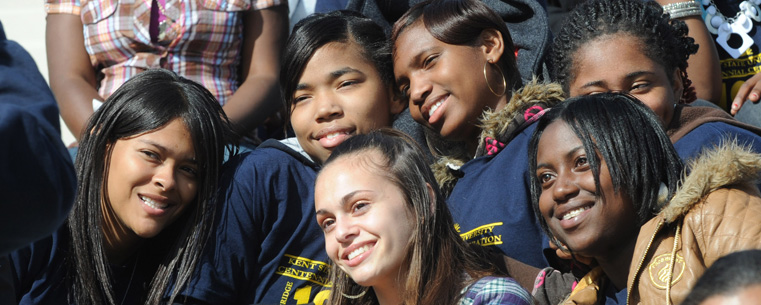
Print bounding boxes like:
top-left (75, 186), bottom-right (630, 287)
top-left (420, 93), bottom-right (449, 125)
top-left (555, 202), bottom-right (595, 230)
top-left (139, 193), bottom-right (172, 216)
top-left (341, 241), bottom-right (376, 267)
top-left (314, 127), bottom-right (355, 149)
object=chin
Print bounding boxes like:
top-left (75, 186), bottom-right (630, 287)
top-left (132, 226), bottom-right (164, 239)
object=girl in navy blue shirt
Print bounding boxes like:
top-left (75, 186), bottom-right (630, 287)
top-left (10, 69), bottom-right (234, 305)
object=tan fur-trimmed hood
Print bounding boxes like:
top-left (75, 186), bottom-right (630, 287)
top-left (660, 140), bottom-right (761, 223)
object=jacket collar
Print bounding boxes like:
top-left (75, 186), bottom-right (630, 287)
top-left (659, 140), bottom-right (761, 223)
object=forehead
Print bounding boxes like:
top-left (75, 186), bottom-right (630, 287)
top-left (300, 42), bottom-right (377, 82)
top-left (570, 34), bottom-right (660, 82)
top-left (537, 121), bottom-right (580, 157)
top-left (393, 23), bottom-right (437, 69)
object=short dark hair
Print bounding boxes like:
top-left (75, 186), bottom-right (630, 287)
top-left (69, 69), bottom-right (234, 304)
top-left (390, 0), bottom-right (521, 90)
top-left (529, 93), bottom-right (683, 247)
top-left (280, 10), bottom-right (393, 124)
top-left (551, 0), bottom-right (697, 103)
top-left (682, 250), bottom-right (761, 305)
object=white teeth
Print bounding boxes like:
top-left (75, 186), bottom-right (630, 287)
top-left (428, 101), bottom-right (443, 117)
top-left (348, 245), bottom-right (371, 260)
top-left (562, 207), bottom-right (589, 220)
top-left (140, 195), bottom-right (168, 209)
top-left (326, 132), bottom-right (345, 140)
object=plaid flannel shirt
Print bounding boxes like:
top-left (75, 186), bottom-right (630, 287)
top-left (45, 0), bottom-right (282, 104)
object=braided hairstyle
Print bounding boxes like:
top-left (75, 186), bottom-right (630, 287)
top-left (551, 0), bottom-right (698, 103)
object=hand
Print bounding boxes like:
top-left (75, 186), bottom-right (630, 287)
top-left (731, 73), bottom-right (761, 115)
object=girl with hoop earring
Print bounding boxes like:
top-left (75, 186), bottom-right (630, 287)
top-left (391, 0), bottom-right (563, 269)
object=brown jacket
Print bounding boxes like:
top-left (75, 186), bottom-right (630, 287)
top-left (627, 141), bottom-right (761, 305)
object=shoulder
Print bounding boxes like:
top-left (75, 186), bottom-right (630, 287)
top-left (687, 183), bottom-right (761, 238)
top-left (675, 121), bottom-right (761, 160)
top-left (9, 227), bottom-right (70, 305)
top-left (460, 276), bottom-right (532, 305)
top-left (223, 143), bottom-right (317, 183)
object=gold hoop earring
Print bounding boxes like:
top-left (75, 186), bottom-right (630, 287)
top-left (341, 289), bottom-right (368, 299)
top-left (483, 59), bottom-right (507, 97)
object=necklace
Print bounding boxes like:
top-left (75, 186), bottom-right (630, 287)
top-left (118, 251), bottom-right (141, 305)
top-left (700, 0), bottom-right (761, 58)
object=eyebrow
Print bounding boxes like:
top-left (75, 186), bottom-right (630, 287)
top-left (395, 46), bottom-right (436, 83)
top-left (138, 139), bottom-right (197, 164)
top-left (578, 71), bottom-right (654, 90)
top-left (315, 189), bottom-right (372, 216)
top-left (536, 145), bottom-right (584, 169)
top-left (295, 67), bottom-right (364, 91)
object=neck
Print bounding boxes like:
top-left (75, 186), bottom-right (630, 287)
top-left (375, 285), bottom-right (402, 305)
top-left (596, 235), bottom-right (638, 291)
top-left (374, 274), bottom-right (404, 305)
top-left (101, 202), bottom-right (142, 264)
top-left (466, 93), bottom-right (511, 156)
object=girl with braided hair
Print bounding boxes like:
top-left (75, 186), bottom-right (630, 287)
top-left (551, 0), bottom-right (761, 163)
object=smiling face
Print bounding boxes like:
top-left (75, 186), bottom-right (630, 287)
top-left (568, 34), bottom-right (682, 126)
top-left (393, 22), bottom-right (507, 142)
top-left (290, 42), bottom-right (403, 164)
top-left (104, 118), bottom-right (198, 241)
top-left (315, 150), bottom-right (415, 290)
top-left (535, 121), bottom-right (639, 258)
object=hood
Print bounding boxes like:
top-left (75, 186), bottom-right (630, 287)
top-left (433, 80), bottom-right (565, 194)
top-left (660, 140), bottom-right (761, 223)
top-left (257, 138), bottom-right (320, 169)
top-left (476, 79), bottom-right (564, 152)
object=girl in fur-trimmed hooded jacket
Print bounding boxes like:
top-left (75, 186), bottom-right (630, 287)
top-left (530, 93), bottom-right (761, 305)
top-left (391, 0), bottom-right (563, 269)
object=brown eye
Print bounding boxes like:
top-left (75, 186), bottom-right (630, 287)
top-left (575, 156), bottom-right (589, 169)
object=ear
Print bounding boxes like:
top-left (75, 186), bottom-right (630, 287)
top-left (388, 87), bottom-right (406, 115)
top-left (425, 183), bottom-right (436, 215)
top-left (671, 68), bottom-right (684, 102)
top-left (480, 28), bottom-right (505, 63)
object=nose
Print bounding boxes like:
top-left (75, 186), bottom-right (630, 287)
top-left (153, 164), bottom-right (176, 191)
top-left (408, 74), bottom-right (432, 107)
top-left (334, 217), bottom-right (359, 244)
top-left (551, 171), bottom-right (580, 203)
top-left (314, 92), bottom-right (343, 122)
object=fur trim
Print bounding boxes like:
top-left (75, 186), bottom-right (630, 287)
top-left (660, 140), bottom-right (761, 223)
top-left (478, 79), bottom-right (565, 142)
top-left (433, 157), bottom-right (464, 197)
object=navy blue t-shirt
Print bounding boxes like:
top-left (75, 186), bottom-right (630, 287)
top-left (179, 139), bottom-right (331, 305)
top-left (603, 281), bottom-right (627, 305)
top-left (446, 122), bottom-right (549, 268)
top-left (9, 226), bottom-right (155, 305)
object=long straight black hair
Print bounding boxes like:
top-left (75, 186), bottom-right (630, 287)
top-left (68, 69), bottom-right (234, 304)
top-left (528, 93), bottom-right (683, 248)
